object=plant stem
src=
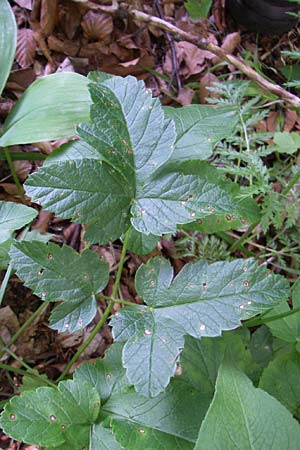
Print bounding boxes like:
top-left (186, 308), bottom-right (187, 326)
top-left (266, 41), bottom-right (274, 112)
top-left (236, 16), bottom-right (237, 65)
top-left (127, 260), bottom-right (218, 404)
top-left (0, 227), bottom-right (30, 306)
top-left (0, 151), bottom-right (46, 161)
top-left (0, 362), bottom-right (56, 388)
top-left (3, 147), bottom-right (24, 199)
top-left (228, 221), bottom-right (259, 253)
top-left (56, 227), bottom-right (132, 382)
top-left (99, 294), bottom-right (135, 307)
top-left (282, 168), bottom-right (300, 196)
top-left (243, 306), bottom-right (300, 328)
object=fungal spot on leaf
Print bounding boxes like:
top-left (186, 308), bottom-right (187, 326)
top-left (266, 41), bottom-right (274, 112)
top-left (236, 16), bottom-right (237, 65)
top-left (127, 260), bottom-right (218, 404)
top-left (76, 212), bottom-right (81, 218)
top-left (50, 415), bottom-right (57, 422)
top-left (162, 337), bottom-right (168, 344)
top-left (144, 329), bottom-right (152, 336)
top-left (47, 253), bottom-right (53, 260)
top-left (191, 212), bottom-right (196, 217)
top-left (83, 274), bottom-right (89, 280)
top-left (247, 300), bottom-right (252, 305)
top-left (37, 269), bottom-right (44, 276)
top-left (243, 266), bottom-right (248, 272)
top-left (226, 214), bottom-right (233, 221)
top-left (188, 283), bottom-right (195, 289)
top-left (180, 201), bottom-right (186, 206)
top-left (9, 414), bottom-right (16, 421)
top-left (243, 280), bottom-right (249, 288)
top-left (200, 324), bottom-right (206, 331)
top-left (138, 429), bottom-right (145, 434)
top-left (41, 291), bottom-right (48, 300)
top-left (94, 402), bottom-right (100, 409)
top-left (64, 323), bottom-right (69, 329)
top-left (239, 305), bottom-right (245, 310)
top-left (105, 373), bottom-right (112, 381)
top-left (207, 137), bottom-right (212, 142)
top-left (150, 280), bottom-right (155, 287)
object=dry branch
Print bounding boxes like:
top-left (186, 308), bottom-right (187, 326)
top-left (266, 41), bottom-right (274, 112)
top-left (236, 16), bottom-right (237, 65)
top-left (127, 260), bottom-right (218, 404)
top-left (113, 5), bottom-right (300, 108)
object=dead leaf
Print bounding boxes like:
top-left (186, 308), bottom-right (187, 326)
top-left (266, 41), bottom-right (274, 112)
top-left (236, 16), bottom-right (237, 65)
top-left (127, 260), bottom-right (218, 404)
top-left (164, 41), bottom-right (214, 78)
top-left (176, 86), bottom-right (195, 106)
top-left (284, 110), bottom-right (298, 132)
top-left (199, 72), bottom-right (219, 103)
top-left (212, 32), bottom-right (241, 64)
top-left (40, 0), bottom-right (58, 36)
top-left (81, 11), bottom-right (113, 43)
top-left (16, 29), bottom-right (36, 67)
top-left (14, 0), bottom-right (33, 9)
top-left (58, 1), bottom-right (82, 40)
top-left (266, 111), bottom-right (279, 132)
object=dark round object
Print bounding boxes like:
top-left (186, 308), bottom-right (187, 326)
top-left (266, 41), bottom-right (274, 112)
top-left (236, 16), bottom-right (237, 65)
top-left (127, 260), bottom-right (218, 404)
top-left (226, 0), bottom-right (300, 34)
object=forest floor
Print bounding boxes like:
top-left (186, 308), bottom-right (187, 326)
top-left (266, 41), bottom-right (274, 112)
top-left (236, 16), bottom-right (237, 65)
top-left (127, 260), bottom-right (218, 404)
top-left (1, 1), bottom-right (300, 448)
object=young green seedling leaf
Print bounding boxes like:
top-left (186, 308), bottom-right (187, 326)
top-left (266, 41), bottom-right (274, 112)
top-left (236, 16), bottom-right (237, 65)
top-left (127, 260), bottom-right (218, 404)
top-left (24, 75), bottom-right (259, 244)
top-left (9, 241), bottom-right (109, 332)
top-left (111, 256), bottom-right (289, 397)
top-left (0, 379), bottom-right (100, 449)
top-left (0, 201), bottom-right (37, 243)
top-left (0, 0), bottom-right (17, 96)
top-left (0, 73), bottom-right (91, 146)
top-left (195, 364), bottom-right (300, 450)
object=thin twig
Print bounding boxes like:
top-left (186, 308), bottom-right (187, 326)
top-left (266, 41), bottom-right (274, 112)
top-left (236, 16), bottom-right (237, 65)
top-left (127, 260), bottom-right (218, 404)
top-left (125, 8), bottom-right (300, 108)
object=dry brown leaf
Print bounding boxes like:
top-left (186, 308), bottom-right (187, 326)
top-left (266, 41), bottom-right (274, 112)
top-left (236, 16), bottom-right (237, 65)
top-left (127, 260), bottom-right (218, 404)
top-left (199, 72), bottom-right (219, 104)
top-left (164, 41), bottom-right (214, 78)
top-left (266, 111), bottom-right (279, 132)
top-left (176, 86), bottom-right (195, 106)
top-left (284, 110), bottom-right (298, 132)
top-left (81, 11), bottom-right (113, 43)
top-left (16, 29), bottom-right (36, 67)
top-left (58, 1), bottom-right (82, 40)
top-left (48, 35), bottom-right (80, 57)
top-left (40, 0), bottom-right (58, 36)
top-left (212, 31), bottom-right (241, 65)
top-left (14, 0), bottom-right (33, 9)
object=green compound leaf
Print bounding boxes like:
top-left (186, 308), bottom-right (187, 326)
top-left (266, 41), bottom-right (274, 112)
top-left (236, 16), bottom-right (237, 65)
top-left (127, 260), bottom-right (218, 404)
top-left (9, 241), bottom-right (109, 332)
top-left (126, 227), bottom-right (159, 256)
top-left (0, 0), bottom-right (17, 97)
top-left (111, 256), bottom-right (289, 397)
top-left (164, 104), bottom-right (238, 162)
top-left (0, 379), bottom-right (100, 449)
top-left (0, 73), bottom-right (90, 147)
top-left (259, 351), bottom-right (300, 420)
top-left (0, 201), bottom-right (37, 243)
top-left (25, 75), bottom-right (258, 244)
top-left (90, 423), bottom-right (123, 450)
top-left (195, 364), bottom-right (300, 450)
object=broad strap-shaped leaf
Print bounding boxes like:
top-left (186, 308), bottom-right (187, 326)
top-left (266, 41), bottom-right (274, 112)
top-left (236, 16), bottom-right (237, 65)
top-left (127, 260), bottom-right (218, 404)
top-left (0, 0), bottom-right (17, 96)
top-left (0, 379), bottom-right (100, 449)
top-left (111, 256), bottom-right (289, 397)
top-left (195, 364), bottom-right (300, 450)
top-left (259, 351), bottom-right (300, 419)
top-left (9, 241), bottom-right (109, 332)
top-left (0, 73), bottom-right (91, 146)
top-left (0, 201), bottom-right (37, 243)
top-left (164, 104), bottom-right (238, 162)
top-left (25, 75), bottom-right (259, 244)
